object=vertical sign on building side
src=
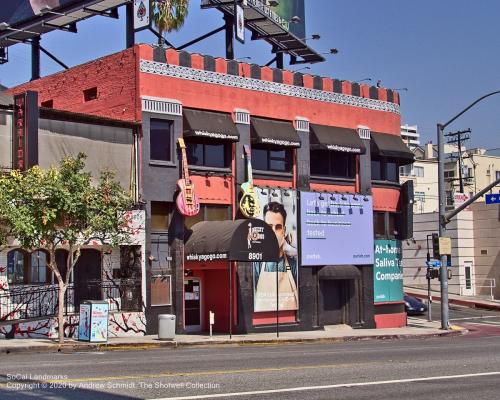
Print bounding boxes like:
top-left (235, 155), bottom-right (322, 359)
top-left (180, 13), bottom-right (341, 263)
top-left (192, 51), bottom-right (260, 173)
top-left (373, 239), bottom-right (404, 303)
top-left (133, 0), bottom-right (150, 31)
top-left (12, 91), bottom-right (38, 171)
top-left (13, 93), bottom-right (26, 170)
top-left (235, 2), bottom-right (245, 44)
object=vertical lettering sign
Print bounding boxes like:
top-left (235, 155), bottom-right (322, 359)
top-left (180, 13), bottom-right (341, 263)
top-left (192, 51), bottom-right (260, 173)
top-left (134, 0), bottom-right (150, 31)
top-left (235, 3), bottom-right (245, 44)
top-left (13, 93), bottom-right (27, 170)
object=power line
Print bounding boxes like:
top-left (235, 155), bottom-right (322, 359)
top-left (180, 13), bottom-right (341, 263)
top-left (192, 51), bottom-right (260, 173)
top-left (445, 129), bottom-right (471, 193)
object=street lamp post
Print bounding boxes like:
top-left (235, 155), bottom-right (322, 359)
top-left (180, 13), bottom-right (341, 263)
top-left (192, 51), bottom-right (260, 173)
top-left (437, 90), bottom-right (500, 330)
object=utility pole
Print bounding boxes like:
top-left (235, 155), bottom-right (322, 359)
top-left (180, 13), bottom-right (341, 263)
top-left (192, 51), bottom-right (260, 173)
top-left (437, 89), bottom-right (500, 330)
top-left (445, 129), bottom-right (471, 193)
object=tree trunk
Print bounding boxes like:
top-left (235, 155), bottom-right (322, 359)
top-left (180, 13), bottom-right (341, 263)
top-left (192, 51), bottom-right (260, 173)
top-left (57, 279), bottom-right (66, 344)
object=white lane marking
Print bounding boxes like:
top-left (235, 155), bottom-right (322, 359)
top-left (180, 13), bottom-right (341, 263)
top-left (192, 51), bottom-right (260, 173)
top-left (149, 371), bottom-right (500, 400)
top-left (450, 316), bottom-right (500, 321)
top-left (463, 321), bottom-right (500, 327)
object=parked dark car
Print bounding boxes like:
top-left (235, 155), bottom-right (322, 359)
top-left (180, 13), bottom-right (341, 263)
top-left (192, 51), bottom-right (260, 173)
top-left (404, 294), bottom-right (428, 315)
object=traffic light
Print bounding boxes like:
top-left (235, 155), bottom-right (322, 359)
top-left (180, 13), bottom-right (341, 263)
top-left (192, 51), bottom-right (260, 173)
top-left (432, 233), bottom-right (440, 259)
top-left (426, 268), bottom-right (440, 280)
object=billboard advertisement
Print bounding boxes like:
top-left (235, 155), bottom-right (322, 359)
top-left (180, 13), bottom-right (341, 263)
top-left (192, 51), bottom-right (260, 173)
top-left (300, 192), bottom-right (374, 266)
top-left (270, 0), bottom-right (305, 39)
top-left (252, 187), bottom-right (298, 312)
top-left (373, 240), bottom-right (404, 303)
top-left (1, 1), bottom-right (81, 27)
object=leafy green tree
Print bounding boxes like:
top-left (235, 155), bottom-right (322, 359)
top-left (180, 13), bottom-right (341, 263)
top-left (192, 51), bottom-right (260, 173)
top-left (0, 154), bottom-right (133, 343)
top-left (153, 0), bottom-right (189, 45)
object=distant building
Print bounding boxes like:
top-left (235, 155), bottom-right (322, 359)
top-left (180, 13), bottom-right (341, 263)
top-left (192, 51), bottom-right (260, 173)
top-left (399, 137), bottom-right (500, 300)
top-left (400, 141), bottom-right (500, 214)
top-left (400, 143), bottom-right (439, 214)
top-left (400, 124), bottom-right (420, 149)
top-left (403, 202), bottom-right (499, 300)
top-left (445, 147), bottom-right (500, 202)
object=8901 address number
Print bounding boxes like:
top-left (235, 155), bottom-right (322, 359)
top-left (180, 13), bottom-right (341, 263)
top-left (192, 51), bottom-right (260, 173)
top-left (248, 252), bottom-right (263, 261)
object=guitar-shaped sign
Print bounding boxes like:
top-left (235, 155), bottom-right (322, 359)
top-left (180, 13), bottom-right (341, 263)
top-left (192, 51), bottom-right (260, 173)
top-left (176, 138), bottom-right (200, 217)
top-left (239, 144), bottom-right (260, 218)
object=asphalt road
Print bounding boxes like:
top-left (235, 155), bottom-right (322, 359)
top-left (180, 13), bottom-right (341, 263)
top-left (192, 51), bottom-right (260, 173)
top-left (412, 300), bottom-right (500, 335)
top-left (2, 313), bottom-right (500, 400)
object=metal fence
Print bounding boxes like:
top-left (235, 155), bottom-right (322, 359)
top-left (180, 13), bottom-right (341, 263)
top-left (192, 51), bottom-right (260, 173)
top-left (0, 284), bottom-right (73, 323)
top-left (0, 279), bottom-right (142, 323)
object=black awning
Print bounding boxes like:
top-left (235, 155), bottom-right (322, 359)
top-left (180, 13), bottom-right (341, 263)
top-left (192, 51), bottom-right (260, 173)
top-left (318, 265), bottom-right (361, 280)
top-left (183, 109), bottom-right (239, 141)
top-left (184, 219), bottom-right (279, 262)
top-left (251, 117), bottom-right (301, 148)
top-left (370, 132), bottom-right (414, 163)
top-left (310, 124), bottom-right (366, 154)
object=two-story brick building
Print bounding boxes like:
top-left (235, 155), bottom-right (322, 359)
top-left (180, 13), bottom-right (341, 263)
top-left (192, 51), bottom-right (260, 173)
top-left (9, 43), bottom-right (414, 334)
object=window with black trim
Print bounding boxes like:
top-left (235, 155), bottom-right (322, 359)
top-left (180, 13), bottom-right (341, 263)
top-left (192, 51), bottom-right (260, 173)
top-left (388, 213), bottom-right (398, 238)
top-left (151, 201), bottom-right (174, 232)
top-left (7, 249), bottom-right (51, 285)
top-left (30, 250), bottom-right (48, 284)
top-left (311, 150), bottom-right (356, 178)
top-left (150, 118), bottom-right (173, 162)
top-left (185, 205), bottom-right (231, 229)
top-left (371, 156), bottom-right (400, 183)
top-left (373, 211), bottom-right (400, 239)
top-left (373, 212), bottom-right (386, 239)
top-left (186, 139), bottom-right (230, 168)
top-left (7, 249), bottom-right (26, 284)
top-left (251, 146), bottom-right (293, 173)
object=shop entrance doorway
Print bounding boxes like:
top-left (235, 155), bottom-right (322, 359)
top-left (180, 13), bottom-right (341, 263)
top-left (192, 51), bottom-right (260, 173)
top-left (74, 249), bottom-right (102, 310)
top-left (184, 279), bottom-right (202, 332)
top-left (319, 279), bottom-right (350, 325)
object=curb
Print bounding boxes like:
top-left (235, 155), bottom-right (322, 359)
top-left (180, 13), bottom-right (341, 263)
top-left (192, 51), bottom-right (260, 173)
top-left (406, 291), bottom-right (500, 312)
top-left (0, 328), bottom-right (467, 355)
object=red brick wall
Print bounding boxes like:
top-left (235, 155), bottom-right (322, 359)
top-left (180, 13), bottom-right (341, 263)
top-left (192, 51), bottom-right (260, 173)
top-left (9, 48), bottom-right (137, 122)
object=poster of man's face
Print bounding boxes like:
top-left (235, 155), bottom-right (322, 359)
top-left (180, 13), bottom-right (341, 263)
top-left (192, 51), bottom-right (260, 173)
top-left (252, 187), bottom-right (298, 312)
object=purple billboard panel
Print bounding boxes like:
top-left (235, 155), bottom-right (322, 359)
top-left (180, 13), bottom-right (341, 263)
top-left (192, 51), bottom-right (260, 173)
top-left (300, 192), bottom-right (374, 266)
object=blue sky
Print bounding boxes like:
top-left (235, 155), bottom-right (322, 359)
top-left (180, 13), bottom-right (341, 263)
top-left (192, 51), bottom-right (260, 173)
top-left (1, 0), bottom-right (500, 149)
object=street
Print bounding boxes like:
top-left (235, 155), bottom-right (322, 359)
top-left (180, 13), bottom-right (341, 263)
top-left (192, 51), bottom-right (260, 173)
top-left (1, 307), bottom-right (500, 400)
top-left (413, 300), bottom-right (500, 336)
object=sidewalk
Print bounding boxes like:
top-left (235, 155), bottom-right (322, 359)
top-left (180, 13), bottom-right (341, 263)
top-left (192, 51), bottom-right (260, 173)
top-left (0, 319), bottom-right (466, 355)
top-left (405, 286), bottom-right (500, 311)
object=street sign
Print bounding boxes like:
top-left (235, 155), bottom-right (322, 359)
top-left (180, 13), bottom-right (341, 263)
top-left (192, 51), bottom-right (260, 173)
top-left (454, 192), bottom-right (470, 210)
top-left (426, 260), bottom-right (441, 268)
top-left (439, 237), bottom-right (452, 255)
top-left (485, 194), bottom-right (500, 204)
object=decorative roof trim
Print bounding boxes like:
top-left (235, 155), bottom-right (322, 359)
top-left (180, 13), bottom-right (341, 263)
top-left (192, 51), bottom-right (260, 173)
top-left (295, 117), bottom-right (310, 132)
top-left (141, 96), bottom-right (182, 116)
top-left (140, 60), bottom-right (400, 115)
top-left (357, 126), bottom-right (371, 140)
top-left (234, 108), bottom-right (250, 125)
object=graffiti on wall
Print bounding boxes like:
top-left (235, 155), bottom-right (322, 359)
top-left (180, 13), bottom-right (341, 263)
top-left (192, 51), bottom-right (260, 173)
top-left (0, 312), bottom-right (146, 339)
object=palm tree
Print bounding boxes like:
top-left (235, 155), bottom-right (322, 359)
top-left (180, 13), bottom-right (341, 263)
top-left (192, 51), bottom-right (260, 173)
top-left (153, 0), bottom-right (189, 45)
